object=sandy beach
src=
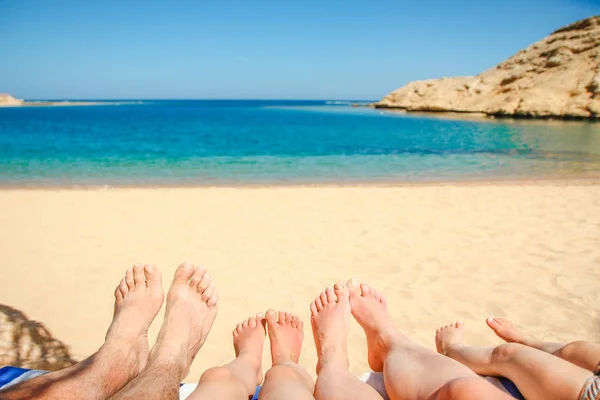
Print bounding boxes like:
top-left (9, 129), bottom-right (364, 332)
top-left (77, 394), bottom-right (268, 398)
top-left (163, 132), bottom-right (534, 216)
top-left (0, 183), bottom-right (599, 381)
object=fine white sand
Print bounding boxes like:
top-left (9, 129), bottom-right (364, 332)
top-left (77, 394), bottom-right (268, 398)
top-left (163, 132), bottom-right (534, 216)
top-left (0, 183), bottom-right (598, 381)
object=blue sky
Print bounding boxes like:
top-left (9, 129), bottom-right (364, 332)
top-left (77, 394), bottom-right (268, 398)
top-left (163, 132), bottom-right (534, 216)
top-left (1, 0), bottom-right (599, 100)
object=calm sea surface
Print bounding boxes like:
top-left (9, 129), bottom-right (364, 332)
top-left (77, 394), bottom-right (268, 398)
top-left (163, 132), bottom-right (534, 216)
top-left (1, 100), bottom-right (599, 186)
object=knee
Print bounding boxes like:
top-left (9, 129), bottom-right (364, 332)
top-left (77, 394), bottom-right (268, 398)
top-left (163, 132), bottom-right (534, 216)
top-left (558, 340), bottom-right (586, 356)
top-left (199, 367), bottom-right (238, 383)
top-left (491, 343), bottom-right (523, 363)
top-left (198, 367), bottom-right (250, 397)
top-left (264, 364), bottom-right (314, 390)
top-left (264, 364), bottom-right (299, 381)
top-left (437, 377), bottom-right (497, 400)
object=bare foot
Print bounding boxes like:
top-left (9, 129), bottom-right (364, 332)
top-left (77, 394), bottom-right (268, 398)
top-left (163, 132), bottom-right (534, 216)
top-left (486, 317), bottom-right (530, 344)
top-left (150, 262), bottom-right (218, 379)
top-left (310, 284), bottom-right (350, 374)
top-left (265, 309), bottom-right (304, 366)
top-left (347, 279), bottom-right (397, 372)
top-left (105, 264), bottom-right (164, 375)
top-left (233, 313), bottom-right (267, 386)
top-left (435, 321), bottom-right (465, 355)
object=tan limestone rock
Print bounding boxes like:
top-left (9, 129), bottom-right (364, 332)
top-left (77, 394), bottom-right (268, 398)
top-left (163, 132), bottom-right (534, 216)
top-left (376, 16), bottom-right (600, 120)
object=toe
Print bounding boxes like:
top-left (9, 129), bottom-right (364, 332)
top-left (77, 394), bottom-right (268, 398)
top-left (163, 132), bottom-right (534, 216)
top-left (207, 292), bottom-right (218, 307)
top-left (242, 318), bottom-right (249, 329)
top-left (190, 267), bottom-right (207, 289)
top-left (236, 322), bottom-right (243, 333)
top-left (132, 264), bottom-right (145, 287)
top-left (291, 315), bottom-right (299, 328)
top-left (278, 310), bottom-right (286, 324)
top-left (173, 262), bottom-right (195, 283)
top-left (360, 283), bottom-right (370, 296)
top-left (197, 272), bottom-right (211, 294)
top-left (486, 317), bottom-right (500, 329)
top-left (249, 316), bottom-right (257, 328)
top-left (297, 320), bottom-right (304, 330)
top-left (320, 291), bottom-right (328, 306)
top-left (456, 321), bottom-right (464, 328)
top-left (334, 283), bottom-right (349, 303)
top-left (325, 287), bottom-right (335, 303)
top-left (315, 296), bottom-right (324, 311)
top-left (346, 278), bottom-right (360, 296)
top-left (266, 309), bottom-right (278, 326)
top-left (285, 311), bottom-right (292, 324)
top-left (125, 268), bottom-right (135, 290)
top-left (119, 278), bottom-right (129, 297)
top-left (114, 285), bottom-right (123, 303)
top-left (310, 301), bottom-right (318, 317)
top-left (144, 264), bottom-right (161, 288)
top-left (200, 282), bottom-right (215, 302)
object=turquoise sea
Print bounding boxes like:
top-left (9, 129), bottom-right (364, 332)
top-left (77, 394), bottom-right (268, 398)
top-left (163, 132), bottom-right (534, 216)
top-left (1, 100), bottom-right (600, 186)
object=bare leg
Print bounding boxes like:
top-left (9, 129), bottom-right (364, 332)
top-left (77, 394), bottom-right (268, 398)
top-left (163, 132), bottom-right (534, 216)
top-left (0, 264), bottom-right (164, 400)
top-left (311, 284), bottom-right (383, 400)
top-left (258, 309), bottom-right (314, 400)
top-left (347, 280), bottom-right (511, 400)
top-left (188, 313), bottom-right (265, 399)
top-left (110, 262), bottom-right (218, 400)
top-left (487, 317), bottom-right (600, 372)
top-left (437, 321), bottom-right (593, 400)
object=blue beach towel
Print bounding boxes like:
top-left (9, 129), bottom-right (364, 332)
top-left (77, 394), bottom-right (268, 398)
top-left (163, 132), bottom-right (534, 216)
top-left (0, 366), bottom-right (523, 399)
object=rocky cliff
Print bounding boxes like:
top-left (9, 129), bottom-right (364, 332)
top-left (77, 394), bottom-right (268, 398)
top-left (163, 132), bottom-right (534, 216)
top-left (376, 16), bottom-right (600, 120)
top-left (0, 94), bottom-right (24, 106)
top-left (0, 304), bottom-right (77, 371)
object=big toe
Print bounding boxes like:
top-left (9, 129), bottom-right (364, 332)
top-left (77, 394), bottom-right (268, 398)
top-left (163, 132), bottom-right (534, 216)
top-left (487, 317), bottom-right (509, 329)
top-left (266, 309), bottom-right (278, 327)
top-left (173, 261), bottom-right (195, 284)
top-left (346, 279), bottom-right (360, 296)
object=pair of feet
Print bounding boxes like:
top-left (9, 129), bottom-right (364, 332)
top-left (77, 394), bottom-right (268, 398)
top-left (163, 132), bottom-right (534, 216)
top-left (435, 315), bottom-right (535, 356)
top-left (311, 279), bottom-right (396, 374)
top-left (232, 310), bottom-right (304, 386)
top-left (105, 262), bottom-right (218, 381)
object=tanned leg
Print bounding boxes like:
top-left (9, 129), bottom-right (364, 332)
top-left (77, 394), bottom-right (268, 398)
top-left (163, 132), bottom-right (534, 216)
top-left (258, 309), bottom-right (314, 400)
top-left (187, 313), bottom-right (266, 399)
top-left (347, 280), bottom-right (511, 400)
top-left (487, 317), bottom-right (600, 372)
top-left (437, 321), bottom-right (593, 400)
top-left (311, 284), bottom-right (383, 400)
top-left (109, 262), bottom-right (218, 400)
top-left (0, 264), bottom-right (164, 400)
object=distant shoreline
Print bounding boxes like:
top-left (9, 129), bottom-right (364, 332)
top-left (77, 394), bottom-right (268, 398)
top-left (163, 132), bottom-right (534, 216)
top-left (1, 175), bottom-right (599, 190)
top-left (0, 101), bottom-right (126, 107)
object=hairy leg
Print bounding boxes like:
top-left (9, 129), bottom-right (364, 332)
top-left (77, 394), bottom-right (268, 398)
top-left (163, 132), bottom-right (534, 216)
top-left (312, 285), bottom-right (383, 400)
top-left (188, 313), bottom-right (265, 399)
top-left (110, 262), bottom-right (218, 400)
top-left (487, 317), bottom-right (600, 372)
top-left (347, 280), bottom-right (511, 400)
top-left (259, 310), bottom-right (314, 400)
top-left (438, 321), bottom-right (593, 400)
top-left (0, 264), bottom-right (164, 400)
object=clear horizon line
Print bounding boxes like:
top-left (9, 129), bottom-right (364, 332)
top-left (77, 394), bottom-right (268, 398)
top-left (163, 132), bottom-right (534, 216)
top-left (20, 98), bottom-right (378, 102)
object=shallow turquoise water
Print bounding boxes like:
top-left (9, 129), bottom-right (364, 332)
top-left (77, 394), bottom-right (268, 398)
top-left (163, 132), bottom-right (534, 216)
top-left (1, 100), bottom-right (599, 186)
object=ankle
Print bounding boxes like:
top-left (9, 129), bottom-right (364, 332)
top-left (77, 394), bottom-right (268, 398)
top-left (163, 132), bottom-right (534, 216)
top-left (317, 352), bottom-right (349, 374)
top-left (149, 345), bottom-right (189, 380)
top-left (442, 343), bottom-right (465, 357)
top-left (236, 351), bottom-right (262, 369)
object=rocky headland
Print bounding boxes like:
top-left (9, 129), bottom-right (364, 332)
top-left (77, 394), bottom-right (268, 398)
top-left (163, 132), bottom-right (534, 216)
top-left (375, 16), bottom-right (600, 120)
